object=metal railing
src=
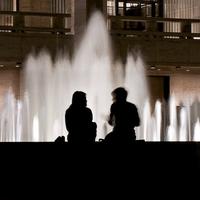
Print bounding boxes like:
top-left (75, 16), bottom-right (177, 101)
top-left (108, 16), bottom-right (200, 40)
top-left (0, 11), bottom-right (72, 34)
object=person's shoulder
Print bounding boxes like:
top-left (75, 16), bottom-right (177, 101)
top-left (65, 105), bottom-right (72, 112)
top-left (127, 102), bottom-right (137, 109)
top-left (85, 107), bottom-right (92, 113)
top-left (111, 102), bottom-right (116, 106)
top-left (65, 107), bottom-right (70, 113)
top-left (110, 102), bottom-right (117, 109)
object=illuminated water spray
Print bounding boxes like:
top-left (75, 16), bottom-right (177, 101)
top-left (0, 11), bottom-right (200, 141)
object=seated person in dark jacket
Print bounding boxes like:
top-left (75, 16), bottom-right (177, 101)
top-left (105, 87), bottom-right (140, 143)
top-left (65, 91), bottom-right (97, 143)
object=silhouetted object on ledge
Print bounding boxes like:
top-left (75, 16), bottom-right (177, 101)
top-left (55, 136), bottom-right (65, 143)
top-left (65, 91), bottom-right (97, 143)
top-left (104, 87), bottom-right (140, 144)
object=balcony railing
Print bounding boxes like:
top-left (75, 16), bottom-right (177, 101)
top-left (0, 11), bottom-right (72, 34)
top-left (108, 16), bottom-right (200, 40)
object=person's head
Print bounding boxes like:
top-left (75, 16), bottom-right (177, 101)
top-left (72, 91), bottom-right (87, 107)
top-left (111, 87), bottom-right (128, 102)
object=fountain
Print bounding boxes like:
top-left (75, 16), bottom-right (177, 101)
top-left (0, 11), bottom-right (200, 142)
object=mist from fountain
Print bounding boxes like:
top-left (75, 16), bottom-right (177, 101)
top-left (0, 11), bottom-right (200, 141)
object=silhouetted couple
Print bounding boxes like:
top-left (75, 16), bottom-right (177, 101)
top-left (65, 87), bottom-right (140, 144)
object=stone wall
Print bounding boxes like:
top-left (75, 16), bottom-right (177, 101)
top-left (0, 33), bottom-right (74, 63)
top-left (0, 68), bottom-right (20, 109)
top-left (111, 36), bottom-right (200, 67)
top-left (170, 74), bottom-right (200, 104)
top-left (147, 76), bottom-right (168, 108)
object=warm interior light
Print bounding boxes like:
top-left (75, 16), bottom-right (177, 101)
top-left (16, 62), bottom-right (21, 68)
top-left (150, 66), bottom-right (156, 70)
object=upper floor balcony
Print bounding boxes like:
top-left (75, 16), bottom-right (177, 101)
top-left (0, 10), bottom-right (74, 65)
top-left (0, 10), bottom-right (72, 34)
top-left (107, 15), bottom-right (200, 71)
top-left (108, 15), bottom-right (200, 40)
top-left (106, 0), bottom-right (200, 70)
top-left (0, 0), bottom-right (75, 63)
top-left (1, 0), bottom-right (200, 71)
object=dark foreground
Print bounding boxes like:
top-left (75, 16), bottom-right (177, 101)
top-left (1, 141), bottom-right (200, 169)
top-left (0, 141), bottom-right (199, 198)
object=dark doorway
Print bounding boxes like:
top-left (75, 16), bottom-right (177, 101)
top-left (147, 76), bottom-right (170, 108)
top-left (147, 75), bottom-right (170, 140)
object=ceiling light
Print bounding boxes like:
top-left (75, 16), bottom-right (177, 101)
top-left (150, 66), bottom-right (156, 70)
top-left (16, 62), bottom-right (21, 68)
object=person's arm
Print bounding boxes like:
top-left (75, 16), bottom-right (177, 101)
top-left (87, 108), bottom-right (93, 122)
top-left (65, 110), bottom-right (70, 131)
top-left (133, 106), bottom-right (140, 127)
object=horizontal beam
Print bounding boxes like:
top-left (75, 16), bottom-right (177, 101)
top-left (0, 11), bottom-right (72, 34)
top-left (0, 11), bottom-right (71, 17)
top-left (110, 29), bottom-right (200, 39)
top-left (108, 16), bottom-right (200, 23)
top-left (0, 26), bottom-right (71, 33)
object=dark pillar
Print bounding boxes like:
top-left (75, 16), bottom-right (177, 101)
top-left (115, 0), bottom-right (119, 15)
top-left (158, 0), bottom-right (164, 32)
top-left (151, 2), bottom-right (156, 17)
top-left (162, 76), bottom-right (170, 141)
top-left (158, 0), bottom-right (164, 17)
top-left (16, 0), bottom-right (20, 11)
top-left (163, 76), bottom-right (170, 102)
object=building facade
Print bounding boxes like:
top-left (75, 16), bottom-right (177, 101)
top-left (0, 0), bottom-right (200, 108)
